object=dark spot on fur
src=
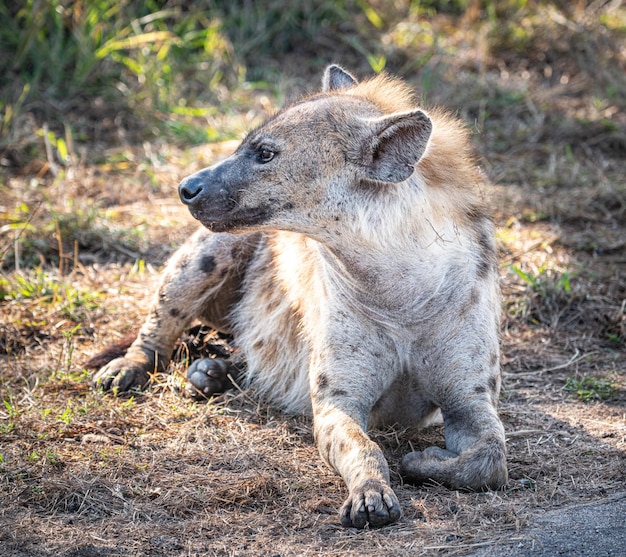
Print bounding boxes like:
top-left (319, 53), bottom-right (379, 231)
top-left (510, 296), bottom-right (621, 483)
top-left (200, 254), bottom-right (217, 274)
top-left (490, 352), bottom-right (498, 366)
top-left (331, 389), bottom-right (348, 398)
top-left (282, 202), bottom-right (294, 210)
top-left (325, 441), bottom-right (332, 456)
top-left (465, 203), bottom-right (489, 222)
top-left (460, 288), bottom-right (480, 318)
top-left (470, 287), bottom-right (480, 306)
top-left (443, 407), bottom-right (463, 427)
top-left (338, 441), bottom-right (347, 454)
top-left (476, 230), bottom-right (497, 280)
top-left (474, 385), bottom-right (487, 394)
top-left (488, 375), bottom-right (498, 393)
top-left (317, 374), bottom-right (329, 390)
top-left (169, 308), bottom-right (180, 318)
top-left (252, 339), bottom-right (265, 350)
top-left (477, 258), bottom-right (490, 279)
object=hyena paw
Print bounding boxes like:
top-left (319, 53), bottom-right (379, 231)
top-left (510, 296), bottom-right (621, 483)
top-left (340, 479), bottom-right (401, 529)
top-left (92, 353), bottom-right (158, 393)
top-left (185, 358), bottom-right (232, 399)
top-left (400, 443), bottom-right (508, 490)
top-left (400, 446), bottom-right (457, 485)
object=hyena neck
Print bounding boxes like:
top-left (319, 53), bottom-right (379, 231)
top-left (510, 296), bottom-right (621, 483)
top-left (314, 227), bottom-right (472, 330)
top-left (303, 174), bottom-right (493, 329)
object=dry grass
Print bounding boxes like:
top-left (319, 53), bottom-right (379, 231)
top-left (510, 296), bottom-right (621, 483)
top-left (1, 3), bottom-right (625, 556)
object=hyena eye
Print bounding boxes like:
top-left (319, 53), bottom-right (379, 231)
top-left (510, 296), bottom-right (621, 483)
top-left (257, 147), bottom-right (276, 164)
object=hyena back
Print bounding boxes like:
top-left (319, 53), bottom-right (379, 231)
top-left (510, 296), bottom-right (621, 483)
top-left (93, 65), bottom-right (507, 528)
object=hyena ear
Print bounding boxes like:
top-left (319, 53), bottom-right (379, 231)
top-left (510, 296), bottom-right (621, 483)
top-left (322, 65), bottom-right (358, 92)
top-left (359, 110), bottom-right (432, 183)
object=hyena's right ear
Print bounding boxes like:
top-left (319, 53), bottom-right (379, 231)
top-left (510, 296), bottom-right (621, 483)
top-left (323, 65), bottom-right (358, 92)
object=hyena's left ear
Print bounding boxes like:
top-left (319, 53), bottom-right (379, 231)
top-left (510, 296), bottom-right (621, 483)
top-left (358, 110), bottom-right (432, 183)
top-left (323, 65), bottom-right (358, 92)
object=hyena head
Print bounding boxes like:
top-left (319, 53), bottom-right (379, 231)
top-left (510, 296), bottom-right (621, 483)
top-left (178, 65), bottom-right (432, 235)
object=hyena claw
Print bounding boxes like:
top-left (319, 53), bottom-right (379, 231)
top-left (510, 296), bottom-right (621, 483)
top-left (92, 358), bottom-right (150, 392)
top-left (92, 348), bottom-right (166, 393)
top-left (340, 479), bottom-right (402, 529)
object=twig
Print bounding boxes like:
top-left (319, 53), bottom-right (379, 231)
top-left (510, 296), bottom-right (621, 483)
top-left (504, 349), bottom-right (594, 377)
top-left (227, 373), bottom-right (258, 406)
top-left (56, 220), bottom-right (65, 276)
top-left (424, 539), bottom-right (512, 551)
top-left (0, 199), bottom-right (43, 270)
top-left (579, 419), bottom-right (626, 431)
top-left (500, 236), bottom-right (559, 264)
top-left (506, 429), bottom-right (548, 438)
top-left (14, 229), bottom-right (20, 271)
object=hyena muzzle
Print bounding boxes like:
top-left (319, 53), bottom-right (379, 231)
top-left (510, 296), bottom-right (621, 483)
top-left (93, 65), bottom-right (507, 528)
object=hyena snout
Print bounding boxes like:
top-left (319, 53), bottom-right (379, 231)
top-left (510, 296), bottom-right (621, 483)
top-left (178, 166), bottom-right (231, 208)
top-left (178, 173), bottom-right (204, 204)
top-left (178, 163), bottom-right (270, 232)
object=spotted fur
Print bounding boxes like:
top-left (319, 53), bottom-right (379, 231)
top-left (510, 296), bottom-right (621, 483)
top-left (93, 66), bottom-right (507, 528)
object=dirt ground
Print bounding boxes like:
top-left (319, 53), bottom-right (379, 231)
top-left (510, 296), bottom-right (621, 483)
top-left (1, 8), bottom-right (625, 557)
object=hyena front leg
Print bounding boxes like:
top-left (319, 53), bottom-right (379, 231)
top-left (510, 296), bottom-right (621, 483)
top-left (400, 402), bottom-right (507, 490)
top-left (311, 346), bottom-right (402, 528)
top-left (315, 406), bottom-right (401, 528)
top-left (92, 229), bottom-right (260, 393)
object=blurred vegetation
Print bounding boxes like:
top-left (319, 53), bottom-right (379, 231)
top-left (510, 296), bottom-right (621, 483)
top-left (0, 0), bottom-right (624, 273)
top-left (2, 0), bottom-right (623, 158)
top-left (0, 0), bottom-right (387, 159)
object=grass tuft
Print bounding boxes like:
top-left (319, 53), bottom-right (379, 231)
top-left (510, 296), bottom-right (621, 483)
top-left (564, 376), bottom-right (620, 403)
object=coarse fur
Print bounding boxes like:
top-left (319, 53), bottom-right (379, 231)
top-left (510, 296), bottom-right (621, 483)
top-left (93, 65), bottom-right (507, 529)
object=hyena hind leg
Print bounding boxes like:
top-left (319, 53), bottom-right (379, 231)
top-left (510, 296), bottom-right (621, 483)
top-left (92, 230), bottom-right (261, 394)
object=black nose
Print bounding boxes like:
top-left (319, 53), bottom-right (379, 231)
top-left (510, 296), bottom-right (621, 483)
top-left (178, 176), bottom-right (205, 205)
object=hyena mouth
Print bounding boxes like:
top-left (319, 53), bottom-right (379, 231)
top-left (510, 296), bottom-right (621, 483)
top-left (193, 206), bottom-right (273, 233)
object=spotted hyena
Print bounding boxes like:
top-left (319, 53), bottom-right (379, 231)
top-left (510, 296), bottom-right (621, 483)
top-left (93, 65), bottom-right (507, 528)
